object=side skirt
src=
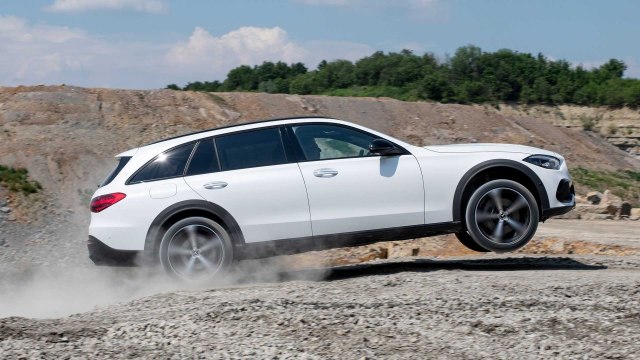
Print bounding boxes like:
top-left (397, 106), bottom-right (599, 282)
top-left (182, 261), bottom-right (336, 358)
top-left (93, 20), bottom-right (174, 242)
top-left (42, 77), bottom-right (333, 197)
top-left (235, 221), bottom-right (462, 260)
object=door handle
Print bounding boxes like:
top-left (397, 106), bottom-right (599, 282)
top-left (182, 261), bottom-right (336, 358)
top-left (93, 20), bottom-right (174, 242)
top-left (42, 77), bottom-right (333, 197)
top-left (203, 181), bottom-right (228, 190)
top-left (313, 168), bottom-right (338, 178)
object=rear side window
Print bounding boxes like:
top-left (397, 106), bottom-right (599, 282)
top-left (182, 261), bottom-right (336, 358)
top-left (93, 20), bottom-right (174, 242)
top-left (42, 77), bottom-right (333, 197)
top-left (186, 139), bottom-right (220, 176)
top-left (129, 143), bottom-right (195, 184)
top-left (100, 156), bottom-right (131, 187)
top-left (216, 128), bottom-right (287, 171)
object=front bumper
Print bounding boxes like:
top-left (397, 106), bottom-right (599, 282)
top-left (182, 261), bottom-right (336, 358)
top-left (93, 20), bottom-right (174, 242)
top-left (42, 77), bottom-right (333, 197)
top-left (541, 177), bottom-right (576, 220)
top-left (542, 204), bottom-right (575, 220)
top-left (87, 236), bottom-right (139, 266)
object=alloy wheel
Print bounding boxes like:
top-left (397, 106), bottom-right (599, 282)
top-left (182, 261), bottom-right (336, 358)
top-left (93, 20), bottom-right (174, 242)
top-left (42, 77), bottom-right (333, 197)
top-left (474, 187), bottom-right (532, 245)
top-left (166, 224), bottom-right (225, 280)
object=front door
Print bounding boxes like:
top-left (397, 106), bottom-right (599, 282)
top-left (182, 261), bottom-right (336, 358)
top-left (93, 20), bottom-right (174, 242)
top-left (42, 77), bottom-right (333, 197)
top-left (290, 124), bottom-right (424, 236)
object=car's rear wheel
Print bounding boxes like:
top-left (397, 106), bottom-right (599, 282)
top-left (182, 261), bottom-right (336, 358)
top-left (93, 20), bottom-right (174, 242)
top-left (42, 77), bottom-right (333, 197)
top-left (159, 217), bottom-right (233, 281)
top-left (454, 231), bottom-right (490, 252)
top-left (465, 179), bottom-right (539, 252)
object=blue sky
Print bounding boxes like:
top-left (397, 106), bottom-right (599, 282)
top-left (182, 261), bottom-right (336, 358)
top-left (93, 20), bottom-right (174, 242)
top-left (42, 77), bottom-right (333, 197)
top-left (1, 0), bottom-right (638, 89)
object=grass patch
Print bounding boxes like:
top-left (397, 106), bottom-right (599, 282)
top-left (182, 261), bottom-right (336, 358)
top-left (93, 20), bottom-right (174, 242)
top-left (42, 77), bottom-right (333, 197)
top-left (206, 93), bottom-right (227, 106)
top-left (570, 167), bottom-right (640, 205)
top-left (0, 165), bottom-right (42, 194)
top-left (323, 86), bottom-right (417, 101)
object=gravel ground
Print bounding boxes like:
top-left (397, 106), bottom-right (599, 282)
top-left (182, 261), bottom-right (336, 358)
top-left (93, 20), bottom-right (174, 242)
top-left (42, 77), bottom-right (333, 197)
top-left (1, 255), bottom-right (640, 359)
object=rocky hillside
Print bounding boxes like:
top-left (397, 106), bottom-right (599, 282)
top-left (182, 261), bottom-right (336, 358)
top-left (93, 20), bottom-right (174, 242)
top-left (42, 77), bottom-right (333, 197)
top-left (497, 104), bottom-right (640, 158)
top-left (0, 85), bottom-right (639, 267)
top-left (0, 85), bottom-right (638, 216)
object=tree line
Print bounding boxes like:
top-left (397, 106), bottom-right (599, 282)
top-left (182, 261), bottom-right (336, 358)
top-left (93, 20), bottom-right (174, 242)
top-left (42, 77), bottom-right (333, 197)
top-left (167, 45), bottom-right (640, 107)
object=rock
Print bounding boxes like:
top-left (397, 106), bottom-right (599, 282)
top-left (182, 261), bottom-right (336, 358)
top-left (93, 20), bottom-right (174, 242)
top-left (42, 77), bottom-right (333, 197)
top-left (620, 202), bottom-right (632, 217)
top-left (606, 204), bottom-right (620, 216)
top-left (554, 209), bottom-right (581, 219)
top-left (632, 208), bottom-right (640, 218)
top-left (601, 190), bottom-right (622, 206)
top-left (387, 243), bottom-right (420, 258)
top-left (581, 213), bottom-right (614, 221)
top-left (7, 214), bottom-right (16, 221)
top-left (586, 191), bottom-right (603, 205)
top-left (574, 195), bottom-right (588, 204)
top-left (0, 207), bottom-right (11, 213)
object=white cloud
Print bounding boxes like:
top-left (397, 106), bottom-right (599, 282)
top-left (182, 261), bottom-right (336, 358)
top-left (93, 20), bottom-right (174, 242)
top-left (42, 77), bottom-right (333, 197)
top-left (167, 26), bottom-right (307, 69)
top-left (0, 16), bottom-right (374, 89)
top-left (46, 0), bottom-right (167, 13)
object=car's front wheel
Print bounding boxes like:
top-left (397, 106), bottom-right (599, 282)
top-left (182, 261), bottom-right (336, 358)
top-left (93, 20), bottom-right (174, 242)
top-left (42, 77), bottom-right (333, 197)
top-left (159, 217), bottom-right (234, 281)
top-left (464, 179), bottom-right (539, 252)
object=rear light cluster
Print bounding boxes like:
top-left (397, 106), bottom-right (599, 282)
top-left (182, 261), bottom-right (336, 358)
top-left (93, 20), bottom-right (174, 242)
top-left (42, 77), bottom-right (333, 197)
top-left (90, 193), bottom-right (126, 213)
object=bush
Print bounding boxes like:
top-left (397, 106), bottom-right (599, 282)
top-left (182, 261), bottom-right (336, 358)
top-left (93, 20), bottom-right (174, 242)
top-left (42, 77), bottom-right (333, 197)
top-left (0, 165), bottom-right (42, 194)
top-left (571, 167), bottom-right (640, 206)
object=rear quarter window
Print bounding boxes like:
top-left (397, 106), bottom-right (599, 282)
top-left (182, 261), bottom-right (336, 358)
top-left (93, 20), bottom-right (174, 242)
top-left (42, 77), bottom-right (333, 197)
top-left (100, 156), bottom-right (131, 187)
top-left (129, 143), bottom-right (196, 184)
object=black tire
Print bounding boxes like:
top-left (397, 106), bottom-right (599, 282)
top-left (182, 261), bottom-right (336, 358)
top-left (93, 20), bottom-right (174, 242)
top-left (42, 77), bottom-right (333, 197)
top-left (464, 179), bottom-right (539, 252)
top-left (455, 231), bottom-right (490, 252)
top-left (159, 217), bottom-right (234, 281)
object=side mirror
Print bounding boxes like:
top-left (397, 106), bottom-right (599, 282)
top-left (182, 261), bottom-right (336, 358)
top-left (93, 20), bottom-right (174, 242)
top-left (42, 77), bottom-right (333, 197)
top-left (369, 139), bottom-right (402, 156)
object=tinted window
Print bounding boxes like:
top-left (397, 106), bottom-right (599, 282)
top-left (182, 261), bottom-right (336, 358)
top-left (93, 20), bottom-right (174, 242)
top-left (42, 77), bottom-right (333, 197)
top-left (292, 124), bottom-right (377, 161)
top-left (130, 143), bottom-right (195, 183)
top-left (100, 156), bottom-right (131, 187)
top-left (186, 139), bottom-right (219, 176)
top-left (216, 128), bottom-right (287, 171)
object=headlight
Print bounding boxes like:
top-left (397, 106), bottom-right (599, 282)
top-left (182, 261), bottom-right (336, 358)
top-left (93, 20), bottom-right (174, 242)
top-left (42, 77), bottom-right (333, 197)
top-left (523, 154), bottom-right (562, 170)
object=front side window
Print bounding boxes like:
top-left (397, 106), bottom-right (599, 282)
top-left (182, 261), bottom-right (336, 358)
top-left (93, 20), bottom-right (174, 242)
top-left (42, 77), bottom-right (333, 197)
top-left (292, 124), bottom-right (377, 161)
top-left (129, 143), bottom-right (195, 184)
top-left (216, 127), bottom-right (287, 171)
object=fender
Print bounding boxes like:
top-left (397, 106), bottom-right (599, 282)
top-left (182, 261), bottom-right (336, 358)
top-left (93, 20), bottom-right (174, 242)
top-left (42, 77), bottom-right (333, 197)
top-left (143, 199), bottom-right (245, 254)
top-left (452, 159), bottom-right (550, 222)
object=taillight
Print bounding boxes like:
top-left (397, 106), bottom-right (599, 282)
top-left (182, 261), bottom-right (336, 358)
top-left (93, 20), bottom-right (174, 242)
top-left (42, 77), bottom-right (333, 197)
top-left (90, 193), bottom-right (126, 213)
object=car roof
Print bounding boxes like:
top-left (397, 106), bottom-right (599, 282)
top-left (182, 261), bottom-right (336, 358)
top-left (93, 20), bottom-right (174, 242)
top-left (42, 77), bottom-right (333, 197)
top-left (146, 115), bottom-right (336, 146)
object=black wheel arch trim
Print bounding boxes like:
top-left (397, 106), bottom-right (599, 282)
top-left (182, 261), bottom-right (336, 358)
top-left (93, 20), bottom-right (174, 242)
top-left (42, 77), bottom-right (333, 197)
top-left (144, 199), bottom-right (245, 255)
top-left (452, 159), bottom-right (550, 222)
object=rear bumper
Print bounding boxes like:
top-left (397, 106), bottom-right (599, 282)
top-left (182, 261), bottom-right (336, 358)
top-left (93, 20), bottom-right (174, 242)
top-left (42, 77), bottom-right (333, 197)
top-left (87, 236), bottom-right (139, 266)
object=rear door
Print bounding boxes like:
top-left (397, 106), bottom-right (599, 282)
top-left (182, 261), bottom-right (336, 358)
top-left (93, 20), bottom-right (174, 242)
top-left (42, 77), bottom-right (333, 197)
top-left (290, 123), bottom-right (424, 235)
top-left (183, 127), bottom-right (312, 243)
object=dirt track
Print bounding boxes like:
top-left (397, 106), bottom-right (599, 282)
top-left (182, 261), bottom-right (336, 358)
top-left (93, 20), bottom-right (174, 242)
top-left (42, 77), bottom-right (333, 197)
top-left (1, 255), bottom-right (639, 359)
top-left (1, 220), bottom-right (640, 359)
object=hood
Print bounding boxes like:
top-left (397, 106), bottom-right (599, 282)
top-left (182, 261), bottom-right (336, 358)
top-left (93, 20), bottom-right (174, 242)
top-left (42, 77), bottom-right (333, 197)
top-left (424, 143), bottom-right (560, 157)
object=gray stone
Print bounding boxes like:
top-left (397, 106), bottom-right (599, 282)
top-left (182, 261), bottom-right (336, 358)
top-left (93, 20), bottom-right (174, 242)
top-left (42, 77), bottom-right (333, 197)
top-left (586, 191), bottom-right (602, 205)
top-left (0, 207), bottom-right (11, 213)
top-left (620, 202), bottom-right (632, 217)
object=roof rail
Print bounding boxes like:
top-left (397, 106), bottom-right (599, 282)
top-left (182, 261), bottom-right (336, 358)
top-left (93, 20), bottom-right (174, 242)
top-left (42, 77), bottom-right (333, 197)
top-left (146, 115), bottom-right (335, 146)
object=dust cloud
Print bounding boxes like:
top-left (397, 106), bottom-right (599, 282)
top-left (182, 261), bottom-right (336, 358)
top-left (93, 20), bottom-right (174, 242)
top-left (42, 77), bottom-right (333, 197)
top-left (0, 258), bottom-right (329, 319)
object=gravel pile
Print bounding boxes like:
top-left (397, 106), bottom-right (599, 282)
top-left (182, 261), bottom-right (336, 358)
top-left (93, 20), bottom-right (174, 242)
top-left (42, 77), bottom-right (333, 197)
top-left (1, 255), bottom-right (639, 359)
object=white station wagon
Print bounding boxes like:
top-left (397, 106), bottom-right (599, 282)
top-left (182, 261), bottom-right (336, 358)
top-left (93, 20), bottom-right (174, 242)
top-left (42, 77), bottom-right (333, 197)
top-left (88, 117), bottom-right (575, 280)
